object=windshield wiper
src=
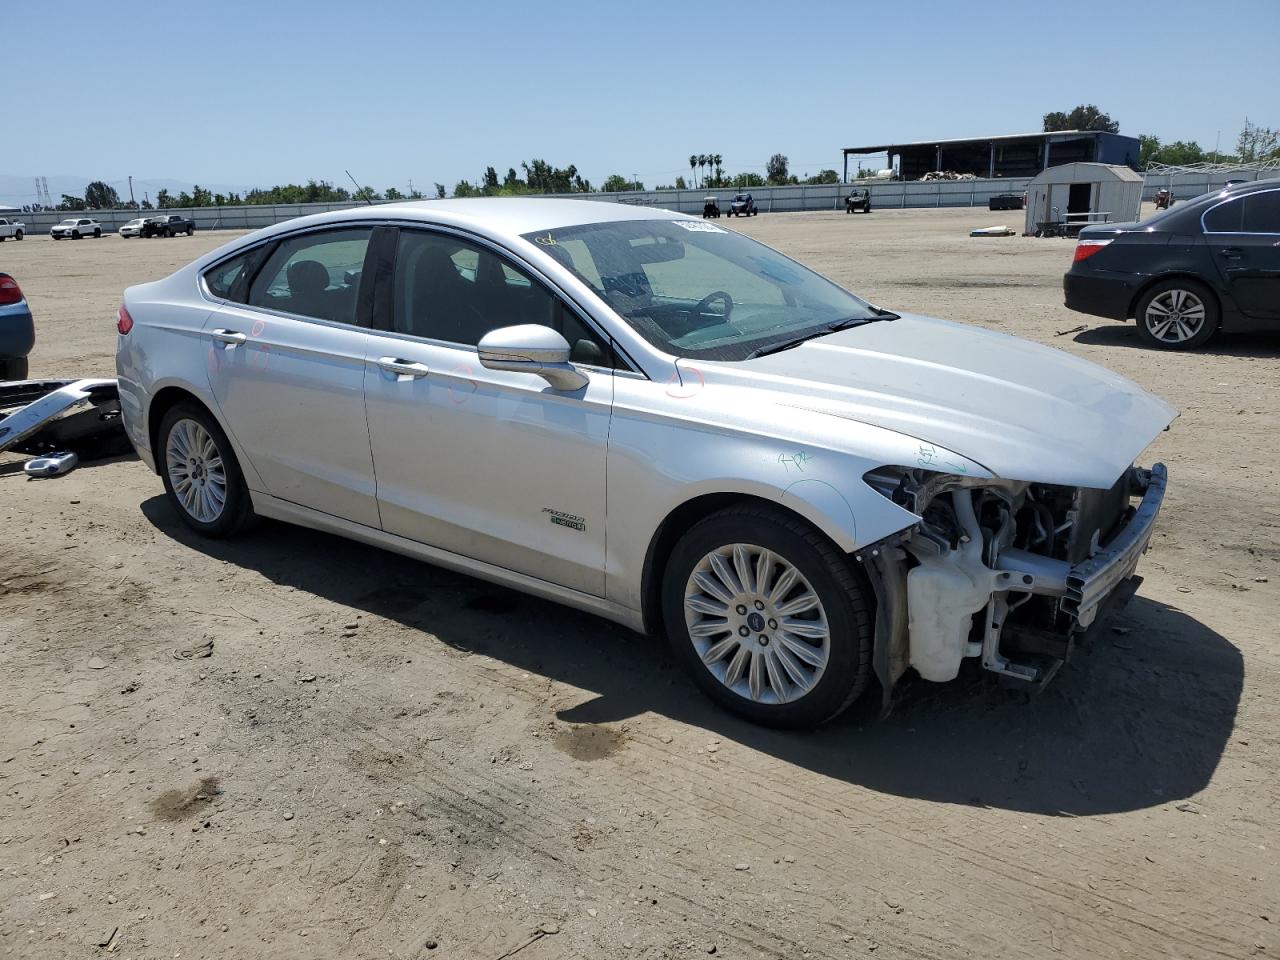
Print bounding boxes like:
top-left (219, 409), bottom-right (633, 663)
top-left (746, 310), bottom-right (898, 359)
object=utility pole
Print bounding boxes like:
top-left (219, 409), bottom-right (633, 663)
top-left (633, 173), bottom-right (639, 191)
top-left (128, 176), bottom-right (136, 208)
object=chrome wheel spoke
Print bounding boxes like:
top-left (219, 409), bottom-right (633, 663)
top-left (778, 631), bottom-right (826, 667)
top-left (701, 637), bottom-right (738, 666)
top-left (762, 649), bottom-right (789, 702)
top-left (692, 571), bottom-right (734, 605)
top-left (165, 418), bottom-right (227, 524)
top-left (708, 551), bottom-right (741, 595)
top-left (774, 643), bottom-right (812, 689)
top-left (775, 591), bottom-right (820, 617)
top-left (747, 649), bottom-right (765, 701)
top-left (689, 619), bottom-right (731, 639)
top-left (724, 644), bottom-right (751, 687)
top-left (754, 549), bottom-right (776, 596)
top-left (767, 565), bottom-right (799, 603)
top-left (780, 617), bottom-right (827, 640)
top-left (732, 543), bottom-right (756, 594)
top-left (686, 594), bottom-right (728, 616)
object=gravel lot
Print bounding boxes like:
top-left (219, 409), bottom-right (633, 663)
top-left (2, 208), bottom-right (1277, 959)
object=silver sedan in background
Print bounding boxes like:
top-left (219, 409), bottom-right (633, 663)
top-left (115, 200), bottom-right (1173, 727)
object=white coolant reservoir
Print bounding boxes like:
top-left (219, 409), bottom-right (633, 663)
top-left (905, 491), bottom-right (1001, 682)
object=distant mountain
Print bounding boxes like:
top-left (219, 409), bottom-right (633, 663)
top-left (0, 173), bottom-right (263, 208)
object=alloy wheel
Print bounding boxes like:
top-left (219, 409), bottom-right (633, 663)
top-left (1144, 288), bottom-right (1206, 344)
top-left (165, 418), bottom-right (227, 523)
top-left (683, 543), bottom-right (830, 704)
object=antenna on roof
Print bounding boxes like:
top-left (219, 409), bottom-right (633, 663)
top-left (345, 169), bottom-right (374, 206)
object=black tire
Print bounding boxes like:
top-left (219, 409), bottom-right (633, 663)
top-left (93, 228), bottom-right (101, 238)
top-left (1134, 277), bottom-right (1219, 350)
top-left (15, 230), bottom-right (22, 240)
top-left (662, 505), bottom-right (874, 728)
top-left (187, 227), bottom-right (195, 236)
top-left (72, 231), bottom-right (81, 240)
top-left (0, 356), bottom-right (29, 380)
top-left (157, 401), bottom-right (255, 538)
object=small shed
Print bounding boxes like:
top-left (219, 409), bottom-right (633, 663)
top-left (1024, 162), bottom-right (1143, 235)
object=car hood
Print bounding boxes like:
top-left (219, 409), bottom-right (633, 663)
top-left (726, 313), bottom-right (1176, 488)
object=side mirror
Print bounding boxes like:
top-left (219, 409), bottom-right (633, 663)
top-left (477, 324), bottom-right (588, 391)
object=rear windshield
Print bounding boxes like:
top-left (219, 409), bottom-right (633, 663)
top-left (523, 219), bottom-right (877, 361)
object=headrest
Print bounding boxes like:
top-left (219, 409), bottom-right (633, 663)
top-left (287, 259), bottom-right (329, 295)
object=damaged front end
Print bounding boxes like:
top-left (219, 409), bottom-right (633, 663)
top-left (860, 462), bottom-right (1167, 702)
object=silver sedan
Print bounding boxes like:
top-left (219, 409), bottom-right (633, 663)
top-left (115, 199), bottom-right (1174, 727)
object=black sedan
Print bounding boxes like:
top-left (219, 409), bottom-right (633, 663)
top-left (1063, 178), bottom-right (1280, 349)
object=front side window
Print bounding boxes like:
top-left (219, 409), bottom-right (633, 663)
top-left (204, 251), bottom-right (255, 301)
top-left (524, 219), bottom-right (879, 361)
top-left (392, 230), bottom-right (610, 365)
top-left (247, 228), bottom-right (372, 325)
top-left (1242, 191), bottom-right (1280, 233)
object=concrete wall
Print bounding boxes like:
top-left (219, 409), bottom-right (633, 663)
top-left (13, 169), bottom-right (1270, 235)
top-left (12, 178), bottom-right (1037, 235)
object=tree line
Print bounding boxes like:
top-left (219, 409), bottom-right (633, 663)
top-left (1044, 104), bottom-right (1279, 168)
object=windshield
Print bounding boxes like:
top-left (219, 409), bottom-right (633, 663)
top-left (58, 219), bottom-right (77, 225)
top-left (522, 219), bottom-right (878, 361)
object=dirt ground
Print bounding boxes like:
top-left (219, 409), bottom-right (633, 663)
top-left (1, 208), bottom-right (1276, 960)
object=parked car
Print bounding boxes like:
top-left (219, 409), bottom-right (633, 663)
top-left (50, 218), bottom-right (102, 240)
top-left (0, 272), bottom-right (34, 380)
top-left (143, 214), bottom-right (196, 238)
top-left (1064, 178), bottom-right (1280, 349)
top-left (845, 189), bottom-right (872, 214)
top-left (119, 218), bottom-right (148, 238)
top-left (118, 199), bottom-right (1172, 727)
top-left (728, 193), bottom-right (757, 217)
top-left (702, 196), bottom-right (720, 218)
top-left (988, 193), bottom-right (1024, 212)
top-left (0, 217), bottom-right (25, 241)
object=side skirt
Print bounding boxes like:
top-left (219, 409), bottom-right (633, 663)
top-left (251, 492), bottom-right (647, 633)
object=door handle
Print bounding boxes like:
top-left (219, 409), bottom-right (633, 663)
top-left (377, 357), bottom-right (430, 378)
top-left (210, 329), bottom-right (247, 346)
top-left (1219, 247), bottom-right (1244, 260)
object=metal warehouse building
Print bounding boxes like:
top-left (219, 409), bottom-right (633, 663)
top-left (842, 130), bottom-right (1140, 182)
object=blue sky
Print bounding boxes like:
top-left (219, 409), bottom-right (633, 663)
top-left (5, 0), bottom-right (1278, 200)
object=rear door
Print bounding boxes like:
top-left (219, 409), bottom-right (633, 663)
top-left (204, 225), bottom-right (382, 526)
top-left (1205, 188), bottom-right (1280, 320)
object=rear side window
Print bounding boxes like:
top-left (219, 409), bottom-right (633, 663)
top-left (248, 228), bottom-right (373, 325)
top-left (1242, 191), bottom-right (1280, 233)
top-left (204, 252), bottom-right (253, 301)
top-left (1203, 198), bottom-right (1243, 232)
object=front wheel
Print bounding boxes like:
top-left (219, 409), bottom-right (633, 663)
top-left (72, 231), bottom-right (81, 240)
top-left (14, 230), bottom-right (22, 240)
top-left (1135, 279), bottom-right (1218, 350)
top-left (158, 402), bottom-right (255, 537)
top-left (662, 506), bottom-right (874, 728)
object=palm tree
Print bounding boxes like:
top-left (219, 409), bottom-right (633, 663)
top-left (689, 155), bottom-right (699, 189)
top-left (698, 154), bottom-right (708, 189)
top-left (712, 154), bottom-right (723, 187)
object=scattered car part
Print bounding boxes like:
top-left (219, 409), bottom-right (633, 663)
top-left (988, 193), bottom-right (1025, 212)
top-left (0, 378), bottom-right (126, 457)
top-left (23, 450), bottom-right (79, 478)
top-left (969, 225), bottom-right (1014, 237)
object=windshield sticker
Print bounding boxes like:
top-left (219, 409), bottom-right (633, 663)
top-left (673, 220), bottom-right (726, 234)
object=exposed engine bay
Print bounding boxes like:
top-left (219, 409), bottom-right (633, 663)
top-left (862, 462), bottom-right (1167, 693)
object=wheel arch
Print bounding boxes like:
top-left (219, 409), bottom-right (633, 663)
top-left (1126, 271), bottom-right (1223, 322)
top-left (639, 491), bottom-right (866, 637)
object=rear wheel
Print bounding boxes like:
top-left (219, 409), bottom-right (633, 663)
top-left (662, 506), bottom-right (874, 728)
top-left (14, 230), bottom-right (22, 240)
top-left (1135, 278), bottom-right (1218, 350)
top-left (93, 228), bottom-right (101, 238)
top-left (158, 402), bottom-right (255, 537)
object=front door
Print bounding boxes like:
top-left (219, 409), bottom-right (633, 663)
top-left (1207, 188), bottom-right (1280, 320)
top-left (205, 225), bottom-right (381, 527)
top-left (363, 228), bottom-right (614, 596)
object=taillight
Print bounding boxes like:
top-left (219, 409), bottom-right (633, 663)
top-left (117, 304), bottom-right (134, 335)
top-left (1072, 239), bottom-right (1113, 263)
top-left (0, 274), bottom-right (22, 306)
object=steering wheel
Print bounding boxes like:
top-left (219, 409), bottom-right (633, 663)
top-left (694, 290), bottom-right (733, 322)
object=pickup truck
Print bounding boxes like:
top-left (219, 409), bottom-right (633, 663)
top-left (143, 214), bottom-right (195, 238)
top-left (0, 217), bottom-right (26, 241)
